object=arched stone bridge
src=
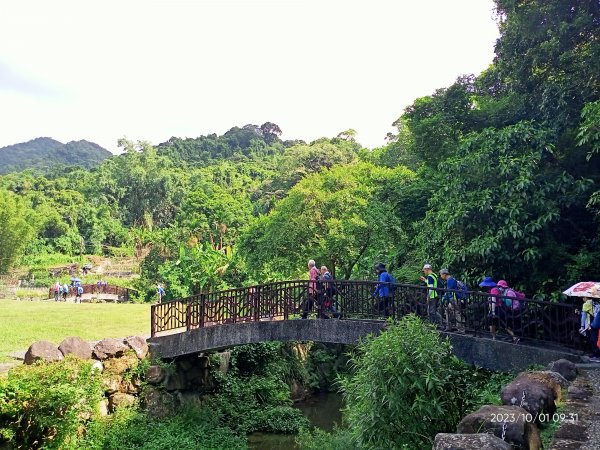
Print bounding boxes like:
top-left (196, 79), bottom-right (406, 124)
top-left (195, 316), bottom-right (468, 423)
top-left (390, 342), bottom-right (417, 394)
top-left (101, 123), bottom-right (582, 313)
top-left (148, 280), bottom-right (584, 372)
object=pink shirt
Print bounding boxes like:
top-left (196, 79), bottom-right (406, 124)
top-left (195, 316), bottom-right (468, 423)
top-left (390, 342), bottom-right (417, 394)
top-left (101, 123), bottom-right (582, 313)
top-left (308, 267), bottom-right (319, 294)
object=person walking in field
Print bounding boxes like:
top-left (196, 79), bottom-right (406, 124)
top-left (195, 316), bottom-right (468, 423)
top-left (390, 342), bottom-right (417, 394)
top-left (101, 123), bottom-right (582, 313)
top-left (157, 284), bottom-right (166, 303)
top-left (62, 283), bottom-right (69, 301)
top-left (420, 264), bottom-right (442, 324)
top-left (54, 281), bottom-right (60, 302)
top-left (76, 285), bottom-right (83, 303)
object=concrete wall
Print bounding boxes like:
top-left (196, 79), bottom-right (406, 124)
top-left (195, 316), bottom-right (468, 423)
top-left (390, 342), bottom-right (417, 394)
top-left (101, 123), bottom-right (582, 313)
top-left (148, 319), bottom-right (581, 372)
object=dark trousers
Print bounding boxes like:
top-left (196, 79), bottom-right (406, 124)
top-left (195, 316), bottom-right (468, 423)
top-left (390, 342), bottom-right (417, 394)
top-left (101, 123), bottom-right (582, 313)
top-left (301, 293), bottom-right (317, 319)
top-left (376, 296), bottom-right (392, 317)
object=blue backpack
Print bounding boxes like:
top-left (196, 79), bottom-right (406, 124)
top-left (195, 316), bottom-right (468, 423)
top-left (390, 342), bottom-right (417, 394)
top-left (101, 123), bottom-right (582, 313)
top-left (455, 280), bottom-right (468, 299)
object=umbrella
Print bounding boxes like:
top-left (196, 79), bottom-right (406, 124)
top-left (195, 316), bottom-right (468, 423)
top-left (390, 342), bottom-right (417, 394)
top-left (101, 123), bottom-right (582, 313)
top-left (562, 282), bottom-right (600, 298)
top-left (70, 277), bottom-right (82, 283)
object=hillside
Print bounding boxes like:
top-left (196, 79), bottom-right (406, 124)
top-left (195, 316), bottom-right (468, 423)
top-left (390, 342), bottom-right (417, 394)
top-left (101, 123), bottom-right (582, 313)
top-left (0, 137), bottom-right (111, 174)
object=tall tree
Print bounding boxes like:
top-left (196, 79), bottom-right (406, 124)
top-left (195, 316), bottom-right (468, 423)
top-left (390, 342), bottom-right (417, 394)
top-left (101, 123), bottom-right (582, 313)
top-left (0, 190), bottom-right (34, 273)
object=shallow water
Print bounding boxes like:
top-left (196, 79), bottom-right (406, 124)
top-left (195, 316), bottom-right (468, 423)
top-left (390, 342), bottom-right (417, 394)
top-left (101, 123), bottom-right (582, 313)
top-left (247, 392), bottom-right (343, 450)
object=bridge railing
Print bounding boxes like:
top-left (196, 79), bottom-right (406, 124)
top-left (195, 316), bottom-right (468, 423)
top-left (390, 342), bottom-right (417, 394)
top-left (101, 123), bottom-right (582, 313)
top-left (150, 280), bottom-right (581, 349)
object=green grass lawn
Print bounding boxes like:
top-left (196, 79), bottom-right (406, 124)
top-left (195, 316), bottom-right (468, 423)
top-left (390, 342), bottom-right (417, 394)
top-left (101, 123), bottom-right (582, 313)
top-left (0, 300), bottom-right (151, 362)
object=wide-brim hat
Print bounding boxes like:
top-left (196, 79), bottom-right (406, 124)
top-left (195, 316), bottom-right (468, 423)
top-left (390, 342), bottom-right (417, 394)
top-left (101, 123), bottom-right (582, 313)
top-left (479, 276), bottom-right (496, 288)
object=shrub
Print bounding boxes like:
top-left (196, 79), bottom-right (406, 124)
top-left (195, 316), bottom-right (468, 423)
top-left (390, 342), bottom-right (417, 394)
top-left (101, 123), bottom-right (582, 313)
top-left (297, 428), bottom-right (361, 450)
top-left (251, 406), bottom-right (309, 433)
top-left (0, 357), bottom-right (103, 449)
top-left (79, 406), bottom-right (245, 450)
top-left (340, 315), bottom-right (474, 450)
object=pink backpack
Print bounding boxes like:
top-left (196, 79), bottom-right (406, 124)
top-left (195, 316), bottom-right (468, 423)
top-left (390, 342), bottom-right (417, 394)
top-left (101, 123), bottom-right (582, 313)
top-left (503, 288), bottom-right (525, 311)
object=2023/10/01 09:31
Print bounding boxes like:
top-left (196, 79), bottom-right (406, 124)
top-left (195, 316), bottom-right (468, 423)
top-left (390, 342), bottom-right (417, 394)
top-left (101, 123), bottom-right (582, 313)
top-left (490, 412), bottom-right (579, 423)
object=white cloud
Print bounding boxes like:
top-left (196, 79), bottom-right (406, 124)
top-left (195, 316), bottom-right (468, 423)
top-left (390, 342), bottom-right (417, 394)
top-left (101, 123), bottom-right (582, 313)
top-left (0, 0), bottom-right (499, 152)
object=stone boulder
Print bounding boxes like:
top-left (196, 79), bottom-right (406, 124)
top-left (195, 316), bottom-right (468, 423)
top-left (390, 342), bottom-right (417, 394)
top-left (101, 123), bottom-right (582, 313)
top-left (520, 371), bottom-right (569, 401)
top-left (164, 371), bottom-right (187, 391)
top-left (457, 405), bottom-right (541, 450)
top-left (24, 340), bottom-right (64, 365)
top-left (146, 365), bottom-right (166, 385)
top-left (501, 373), bottom-right (556, 417)
top-left (101, 374), bottom-right (123, 395)
top-left (93, 338), bottom-right (129, 360)
top-left (108, 392), bottom-right (136, 411)
top-left (547, 359), bottom-right (577, 382)
top-left (58, 336), bottom-right (92, 360)
top-left (103, 353), bottom-right (139, 375)
top-left (97, 399), bottom-right (109, 417)
top-left (123, 336), bottom-right (148, 359)
top-left (434, 433), bottom-right (512, 450)
top-left (143, 387), bottom-right (177, 419)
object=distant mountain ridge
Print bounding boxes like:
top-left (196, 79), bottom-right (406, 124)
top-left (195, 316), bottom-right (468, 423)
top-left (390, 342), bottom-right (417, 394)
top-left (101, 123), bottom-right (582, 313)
top-left (0, 137), bottom-right (111, 174)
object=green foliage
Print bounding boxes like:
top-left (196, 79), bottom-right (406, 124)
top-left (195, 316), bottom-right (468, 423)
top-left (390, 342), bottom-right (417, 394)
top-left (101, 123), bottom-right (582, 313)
top-left (414, 121), bottom-right (592, 290)
top-left (297, 427), bottom-right (360, 450)
top-left (79, 406), bottom-right (246, 450)
top-left (206, 343), bottom-right (310, 435)
top-left (0, 189), bottom-right (35, 273)
top-left (340, 315), bottom-right (475, 450)
top-left (240, 162), bottom-right (415, 279)
top-left (158, 242), bottom-right (233, 297)
top-left (0, 357), bottom-right (103, 449)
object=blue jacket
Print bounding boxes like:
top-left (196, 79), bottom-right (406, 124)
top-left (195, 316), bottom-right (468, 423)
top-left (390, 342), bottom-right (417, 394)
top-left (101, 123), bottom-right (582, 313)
top-left (374, 271), bottom-right (392, 298)
top-left (442, 276), bottom-right (457, 302)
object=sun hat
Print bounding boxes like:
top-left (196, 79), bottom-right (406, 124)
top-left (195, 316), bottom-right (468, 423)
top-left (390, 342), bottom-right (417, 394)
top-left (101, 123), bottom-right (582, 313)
top-left (497, 280), bottom-right (509, 288)
top-left (423, 264), bottom-right (432, 270)
top-left (479, 276), bottom-right (496, 288)
top-left (439, 268), bottom-right (450, 275)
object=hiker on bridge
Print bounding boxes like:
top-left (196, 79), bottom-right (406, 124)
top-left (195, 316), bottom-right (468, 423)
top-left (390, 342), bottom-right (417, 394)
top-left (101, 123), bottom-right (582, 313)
top-left (301, 259), bottom-right (320, 319)
top-left (373, 263), bottom-right (394, 317)
top-left (480, 277), bottom-right (520, 344)
top-left (319, 265), bottom-right (339, 318)
top-left (419, 264), bottom-right (442, 325)
top-left (439, 269), bottom-right (464, 332)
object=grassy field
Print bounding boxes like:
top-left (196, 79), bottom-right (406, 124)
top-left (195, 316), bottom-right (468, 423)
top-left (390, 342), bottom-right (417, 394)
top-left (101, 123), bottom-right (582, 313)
top-left (0, 299), bottom-right (151, 362)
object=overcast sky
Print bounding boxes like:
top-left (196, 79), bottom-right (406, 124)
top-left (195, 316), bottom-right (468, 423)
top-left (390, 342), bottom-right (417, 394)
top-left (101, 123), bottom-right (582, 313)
top-left (0, 0), bottom-right (499, 153)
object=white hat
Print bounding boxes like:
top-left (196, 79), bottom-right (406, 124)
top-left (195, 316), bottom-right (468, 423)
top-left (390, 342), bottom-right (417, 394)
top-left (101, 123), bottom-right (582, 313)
top-left (423, 264), bottom-right (432, 270)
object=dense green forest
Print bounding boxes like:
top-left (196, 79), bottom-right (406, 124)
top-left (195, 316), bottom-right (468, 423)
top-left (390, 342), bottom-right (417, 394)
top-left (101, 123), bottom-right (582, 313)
top-left (1, 0), bottom-right (599, 300)
top-left (0, 137), bottom-right (111, 174)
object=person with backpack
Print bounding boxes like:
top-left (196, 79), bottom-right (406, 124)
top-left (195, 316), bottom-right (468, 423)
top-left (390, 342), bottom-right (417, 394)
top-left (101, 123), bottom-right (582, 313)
top-left (439, 269), bottom-right (465, 332)
top-left (581, 297), bottom-right (600, 361)
top-left (373, 263), bottom-right (395, 317)
top-left (62, 283), bottom-right (69, 301)
top-left (480, 277), bottom-right (500, 338)
top-left (54, 281), bottom-right (60, 302)
top-left (495, 280), bottom-right (521, 344)
top-left (76, 285), bottom-right (83, 303)
top-left (419, 264), bottom-right (442, 324)
top-left (319, 266), bottom-right (339, 319)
